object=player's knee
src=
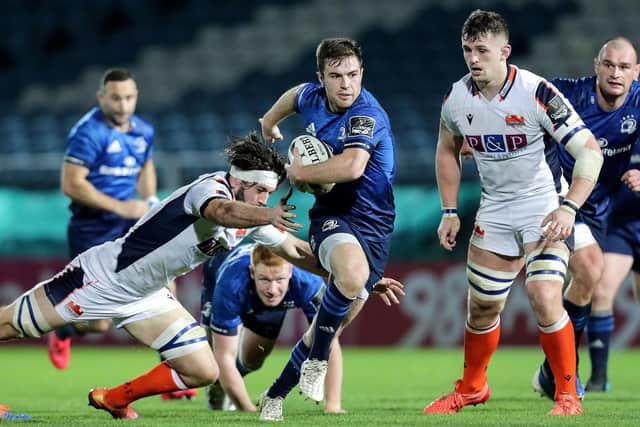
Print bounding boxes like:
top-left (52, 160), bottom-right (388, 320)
top-left (466, 261), bottom-right (517, 306)
top-left (9, 292), bottom-right (52, 338)
top-left (333, 266), bottom-right (369, 297)
top-left (240, 355), bottom-right (263, 372)
top-left (150, 317), bottom-right (209, 362)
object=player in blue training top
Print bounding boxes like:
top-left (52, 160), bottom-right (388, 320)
top-left (533, 37), bottom-right (640, 398)
top-left (48, 68), bottom-right (162, 369)
top-left (201, 243), bottom-right (345, 414)
top-left (587, 142), bottom-right (640, 391)
top-left (258, 37), bottom-right (403, 421)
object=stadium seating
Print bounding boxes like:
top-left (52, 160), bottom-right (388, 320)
top-left (0, 0), bottom-right (604, 189)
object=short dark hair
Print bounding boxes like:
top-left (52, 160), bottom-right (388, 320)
top-left (316, 38), bottom-right (363, 73)
top-left (461, 10), bottom-right (509, 42)
top-left (100, 68), bottom-right (135, 88)
top-left (225, 132), bottom-right (287, 184)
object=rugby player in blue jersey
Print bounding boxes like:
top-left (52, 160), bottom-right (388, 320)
top-left (49, 68), bottom-right (161, 371)
top-left (258, 37), bottom-right (403, 421)
top-left (201, 243), bottom-right (344, 413)
top-left (533, 37), bottom-right (640, 398)
top-left (587, 142), bottom-right (640, 391)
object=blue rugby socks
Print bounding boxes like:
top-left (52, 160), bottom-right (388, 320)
top-left (267, 338), bottom-right (310, 398)
top-left (308, 281), bottom-right (354, 361)
top-left (587, 311), bottom-right (613, 382)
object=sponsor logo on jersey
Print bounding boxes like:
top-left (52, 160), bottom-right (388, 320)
top-left (321, 219), bottom-right (340, 232)
top-left (197, 237), bottom-right (227, 256)
top-left (98, 165), bottom-right (141, 176)
top-left (620, 115), bottom-right (637, 135)
top-left (107, 139), bottom-right (122, 153)
top-left (235, 229), bottom-right (248, 238)
top-left (601, 143), bottom-right (632, 157)
top-left (348, 116), bottom-right (375, 138)
top-left (505, 114), bottom-right (525, 125)
top-left (465, 134), bottom-right (528, 153)
top-left (306, 122), bottom-right (316, 136)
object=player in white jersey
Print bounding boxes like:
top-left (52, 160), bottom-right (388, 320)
top-left (422, 10), bottom-right (602, 417)
top-left (0, 133), bottom-right (324, 420)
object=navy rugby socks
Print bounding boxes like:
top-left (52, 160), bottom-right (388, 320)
top-left (308, 281), bottom-right (353, 361)
top-left (267, 338), bottom-right (310, 398)
top-left (587, 311), bottom-right (613, 381)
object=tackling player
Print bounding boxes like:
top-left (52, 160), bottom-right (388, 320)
top-left (423, 10), bottom-right (602, 416)
top-left (0, 134), bottom-right (323, 420)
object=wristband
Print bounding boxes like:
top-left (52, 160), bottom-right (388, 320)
top-left (146, 196), bottom-right (160, 207)
top-left (441, 207), bottom-right (458, 217)
top-left (560, 199), bottom-right (579, 216)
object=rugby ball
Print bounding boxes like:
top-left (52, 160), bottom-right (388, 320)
top-left (288, 135), bottom-right (335, 194)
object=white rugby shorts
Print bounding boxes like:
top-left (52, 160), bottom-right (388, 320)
top-left (470, 193), bottom-right (560, 257)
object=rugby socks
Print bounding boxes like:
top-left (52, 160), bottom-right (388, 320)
top-left (308, 281), bottom-right (354, 361)
top-left (267, 338), bottom-right (310, 398)
top-left (539, 311), bottom-right (577, 398)
top-left (236, 357), bottom-right (252, 377)
top-left (54, 325), bottom-right (75, 340)
top-left (564, 298), bottom-right (591, 349)
top-left (587, 311), bottom-right (614, 382)
top-left (458, 319), bottom-right (500, 394)
top-left (106, 362), bottom-right (187, 407)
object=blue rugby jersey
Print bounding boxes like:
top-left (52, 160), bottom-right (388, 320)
top-left (204, 244), bottom-right (325, 336)
top-left (609, 142), bottom-right (640, 222)
top-left (64, 107), bottom-right (155, 251)
top-left (553, 77), bottom-right (640, 220)
top-left (295, 83), bottom-right (396, 241)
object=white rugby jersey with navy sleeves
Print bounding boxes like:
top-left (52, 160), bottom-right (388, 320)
top-left (441, 65), bottom-right (590, 202)
top-left (75, 171), bottom-right (287, 298)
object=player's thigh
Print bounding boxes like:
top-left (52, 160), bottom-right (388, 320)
top-left (595, 253), bottom-right (634, 301)
top-left (238, 327), bottom-right (276, 367)
top-left (328, 241), bottom-right (369, 287)
top-left (569, 240), bottom-right (604, 282)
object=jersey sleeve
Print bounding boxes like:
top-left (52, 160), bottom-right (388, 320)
top-left (292, 268), bottom-right (325, 321)
top-left (64, 125), bottom-right (103, 168)
top-left (343, 106), bottom-right (388, 154)
top-left (534, 80), bottom-right (589, 146)
top-left (210, 278), bottom-right (243, 336)
top-left (248, 225), bottom-right (287, 247)
top-left (440, 85), bottom-right (462, 136)
top-left (183, 176), bottom-right (232, 217)
top-left (294, 83), bottom-right (315, 113)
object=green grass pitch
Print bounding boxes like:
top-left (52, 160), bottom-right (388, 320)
top-left (1, 346), bottom-right (639, 426)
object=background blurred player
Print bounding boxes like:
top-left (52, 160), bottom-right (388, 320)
top-left (258, 37), bottom-right (401, 421)
top-left (587, 145), bottom-right (640, 391)
top-left (49, 68), bottom-right (159, 370)
top-left (202, 243), bottom-right (344, 413)
top-left (0, 134), bottom-right (323, 420)
top-left (424, 9), bottom-right (602, 416)
top-left (0, 404), bottom-right (31, 421)
top-left (532, 37), bottom-right (640, 399)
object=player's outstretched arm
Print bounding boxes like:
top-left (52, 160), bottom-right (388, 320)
top-left (203, 190), bottom-right (302, 233)
top-left (260, 84), bottom-right (304, 143)
top-left (212, 333), bottom-right (257, 412)
top-left (271, 233), bottom-right (327, 276)
top-left (435, 120), bottom-right (463, 251)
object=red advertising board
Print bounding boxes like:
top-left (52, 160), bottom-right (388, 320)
top-left (1, 258), bottom-right (638, 347)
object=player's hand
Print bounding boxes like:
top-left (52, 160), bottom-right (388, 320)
top-left (259, 118), bottom-right (283, 143)
top-left (269, 188), bottom-right (302, 233)
top-left (372, 277), bottom-right (405, 306)
top-left (116, 199), bottom-right (149, 219)
top-left (285, 147), bottom-right (305, 190)
top-left (622, 169), bottom-right (640, 192)
top-left (541, 207), bottom-right (575, 241)
top-left (437, 215), bottom-right (461, 251)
